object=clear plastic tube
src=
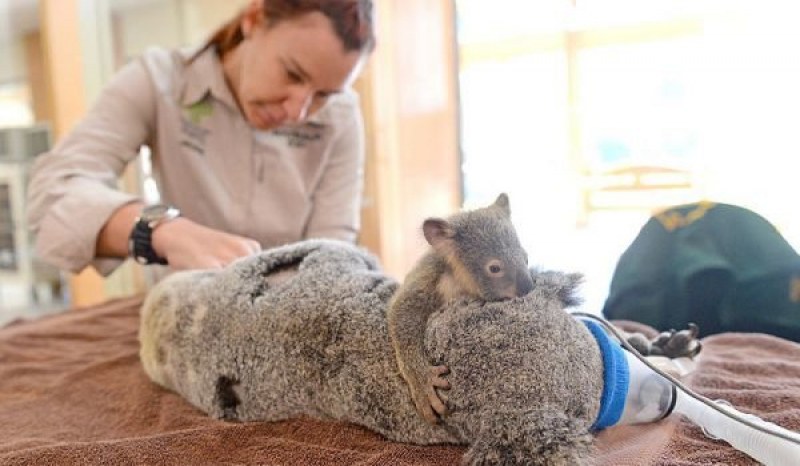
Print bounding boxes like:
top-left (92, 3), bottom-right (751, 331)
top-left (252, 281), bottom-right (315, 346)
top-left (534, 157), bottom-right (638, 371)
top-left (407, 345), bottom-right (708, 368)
top-left (618, 350), bottom-right (675, 425)
top-left (673, 390), bottom-right (800, 466)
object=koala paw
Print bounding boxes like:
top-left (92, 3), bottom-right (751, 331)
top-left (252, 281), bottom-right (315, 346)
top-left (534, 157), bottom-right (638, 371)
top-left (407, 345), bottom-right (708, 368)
top-left (410, 364), bottom-right (451, 424)
top-left (648, 323), bottom-right (702, 359)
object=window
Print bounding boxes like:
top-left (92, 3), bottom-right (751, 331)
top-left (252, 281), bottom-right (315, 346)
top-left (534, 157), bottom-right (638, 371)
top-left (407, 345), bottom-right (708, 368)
top-left (456, 0), bottom-right (800, 311)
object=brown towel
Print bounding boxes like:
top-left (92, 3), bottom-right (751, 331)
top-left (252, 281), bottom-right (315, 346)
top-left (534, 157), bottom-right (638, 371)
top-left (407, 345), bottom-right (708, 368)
top-left (0, 296), bottom-right (463, 465)
top-left (1, 297), bottom-right (799, 465)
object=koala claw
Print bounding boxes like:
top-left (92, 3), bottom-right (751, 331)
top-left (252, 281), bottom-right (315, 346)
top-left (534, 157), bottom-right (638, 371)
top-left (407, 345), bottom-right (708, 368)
top-left (427, 364), bottom-right (450, 416)
top-left (410, 365), bottom-right (450, 424)
top-left (651, 323), bottom-right (702, 358)
top-left (410, 387), bottom-right (438, 424)
top-left (430, 364), bottom-right (451, 389)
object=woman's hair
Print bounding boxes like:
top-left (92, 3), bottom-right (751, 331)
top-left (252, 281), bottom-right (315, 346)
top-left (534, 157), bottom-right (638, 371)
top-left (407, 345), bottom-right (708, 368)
top-left (195, 0), bottom-right (375, 60)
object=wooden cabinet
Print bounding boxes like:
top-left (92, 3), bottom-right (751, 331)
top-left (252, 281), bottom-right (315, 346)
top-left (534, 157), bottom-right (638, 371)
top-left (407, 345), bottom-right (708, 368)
top-left (356, 0), bottom-right (462, 280)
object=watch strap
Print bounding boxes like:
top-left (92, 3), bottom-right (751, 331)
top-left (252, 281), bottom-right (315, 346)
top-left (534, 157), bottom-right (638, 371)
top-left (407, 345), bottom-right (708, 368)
top-left (128, 204), bottom-right (180, 265)
top-left (129, 219), bottom-right (168, 265)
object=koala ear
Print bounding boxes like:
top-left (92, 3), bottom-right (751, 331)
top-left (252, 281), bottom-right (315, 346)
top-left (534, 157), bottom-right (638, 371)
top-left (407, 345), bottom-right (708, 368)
top-left (493, 193), bottom-right (511, 216)
top-left (423, 218), bottom-right (455, 248)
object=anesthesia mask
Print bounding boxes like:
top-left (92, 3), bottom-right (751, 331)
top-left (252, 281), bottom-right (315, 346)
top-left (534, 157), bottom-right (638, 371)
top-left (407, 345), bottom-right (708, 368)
top-left (573, 312), bottom-right (800, 466)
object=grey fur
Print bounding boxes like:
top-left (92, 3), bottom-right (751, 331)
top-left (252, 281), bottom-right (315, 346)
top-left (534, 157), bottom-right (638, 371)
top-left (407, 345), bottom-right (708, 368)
top-left (140, 239), bottom-right (604, 465)
top-left (388, 193), bottom-right (535, 424)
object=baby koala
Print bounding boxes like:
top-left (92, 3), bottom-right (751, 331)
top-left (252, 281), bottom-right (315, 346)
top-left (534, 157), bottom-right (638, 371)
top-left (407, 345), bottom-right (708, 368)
top-left (387, 193), bottom-right (534, 424)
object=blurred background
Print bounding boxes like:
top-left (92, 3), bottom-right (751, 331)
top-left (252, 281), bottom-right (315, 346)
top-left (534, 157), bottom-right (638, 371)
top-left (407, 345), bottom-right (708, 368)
top-left (1, 0), bottom-right (799, 323)
top-left (457, 0), bottom-right (800, 315)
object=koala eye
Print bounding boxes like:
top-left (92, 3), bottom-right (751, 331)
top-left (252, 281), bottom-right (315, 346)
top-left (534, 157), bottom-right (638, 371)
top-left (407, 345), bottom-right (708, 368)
top-left (485, 259), bottom-right (505, 276)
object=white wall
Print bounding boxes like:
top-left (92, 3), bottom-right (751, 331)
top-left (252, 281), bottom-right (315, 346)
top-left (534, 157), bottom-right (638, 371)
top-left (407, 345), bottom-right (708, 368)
top-left (111, 0), bottom-right (247, 62)
top-left (116, 0), bottom-right (183, 61)
top-left (0, 1), bottom-right (27, 84)
top-left (179, 0), bottom-right (248, 46)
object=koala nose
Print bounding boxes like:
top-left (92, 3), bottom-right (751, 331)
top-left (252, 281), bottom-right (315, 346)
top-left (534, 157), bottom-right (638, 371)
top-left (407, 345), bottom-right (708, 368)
top-left (516, 272), bottom-right (534, 297)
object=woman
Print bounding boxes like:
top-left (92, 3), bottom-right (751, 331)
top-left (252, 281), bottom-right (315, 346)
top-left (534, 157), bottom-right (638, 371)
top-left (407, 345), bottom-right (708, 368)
top-left (27, 0), bottom-right (375, 274)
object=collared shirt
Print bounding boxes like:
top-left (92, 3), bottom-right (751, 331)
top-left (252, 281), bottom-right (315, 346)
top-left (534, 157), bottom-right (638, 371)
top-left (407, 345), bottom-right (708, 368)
top-left (27, 46), bottom-right (365, 275)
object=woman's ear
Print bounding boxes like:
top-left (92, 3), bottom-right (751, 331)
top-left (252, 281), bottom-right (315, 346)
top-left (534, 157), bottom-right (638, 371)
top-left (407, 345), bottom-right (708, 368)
top-left (241, 0), bottom-right (264, 38)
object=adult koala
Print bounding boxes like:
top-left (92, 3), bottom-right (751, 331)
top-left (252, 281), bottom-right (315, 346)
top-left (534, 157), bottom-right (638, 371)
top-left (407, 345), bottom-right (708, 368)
top-left (140, 239), bottom-right (605, 465)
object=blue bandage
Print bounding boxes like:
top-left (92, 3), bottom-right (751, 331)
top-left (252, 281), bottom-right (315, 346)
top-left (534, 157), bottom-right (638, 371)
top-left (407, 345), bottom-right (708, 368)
top-left (581, 319), bottom-right (629, 430)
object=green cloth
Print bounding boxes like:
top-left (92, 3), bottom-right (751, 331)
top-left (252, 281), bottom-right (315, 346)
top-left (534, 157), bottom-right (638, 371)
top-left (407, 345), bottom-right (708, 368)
top-left (603, 201), bottom-right (800, 342)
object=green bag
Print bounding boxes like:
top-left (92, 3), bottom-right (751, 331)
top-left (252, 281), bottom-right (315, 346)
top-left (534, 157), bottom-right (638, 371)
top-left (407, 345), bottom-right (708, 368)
top-left (603, 201), bottom-right (800, 341)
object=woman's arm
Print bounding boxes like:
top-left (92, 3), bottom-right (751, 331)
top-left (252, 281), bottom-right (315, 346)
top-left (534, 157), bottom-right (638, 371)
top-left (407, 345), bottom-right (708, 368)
top-left (26, 57), bottom-right (156, 275)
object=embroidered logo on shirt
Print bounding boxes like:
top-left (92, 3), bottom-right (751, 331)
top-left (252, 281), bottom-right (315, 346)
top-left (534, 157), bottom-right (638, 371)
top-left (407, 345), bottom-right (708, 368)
top-left (186, 99), bottom-right (214, 124)
top-left (180, 97), bottom-right (213, 156)
top-left (180, 118), bottom-right (210, 156)
top-left (272, 125), bottom-right (325, 148)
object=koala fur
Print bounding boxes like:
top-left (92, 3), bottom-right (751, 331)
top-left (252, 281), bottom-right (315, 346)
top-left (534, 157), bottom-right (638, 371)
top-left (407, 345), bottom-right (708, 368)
top-left (140, 239), bottom-right (604, 465)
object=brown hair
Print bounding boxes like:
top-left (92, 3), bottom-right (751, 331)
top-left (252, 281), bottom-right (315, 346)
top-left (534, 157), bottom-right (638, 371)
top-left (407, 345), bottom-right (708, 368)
top-left (193, 0), bottom-right (375, 60)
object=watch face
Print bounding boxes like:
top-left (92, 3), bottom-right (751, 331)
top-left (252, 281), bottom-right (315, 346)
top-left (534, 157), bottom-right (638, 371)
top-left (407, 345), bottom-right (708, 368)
top-left (131, 204), bottom-right (178, 265)
top-left (142, 204), bottom-right (171, 222)
top-left (141, 204), bottom-right (179, 224)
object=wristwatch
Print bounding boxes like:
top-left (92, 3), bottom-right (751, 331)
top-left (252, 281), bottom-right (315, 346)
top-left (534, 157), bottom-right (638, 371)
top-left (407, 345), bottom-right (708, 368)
top-left (128, 204), bottom-right (181, 265)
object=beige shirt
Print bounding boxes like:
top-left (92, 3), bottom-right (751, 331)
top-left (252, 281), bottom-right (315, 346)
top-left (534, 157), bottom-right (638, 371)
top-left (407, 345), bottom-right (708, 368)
top-left (27, 46), bottom-right (365, 275)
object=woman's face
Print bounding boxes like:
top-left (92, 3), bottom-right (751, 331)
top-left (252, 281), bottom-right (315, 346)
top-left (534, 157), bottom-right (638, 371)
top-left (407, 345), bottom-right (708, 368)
top-left (231, 9), bottom-right (365, 130)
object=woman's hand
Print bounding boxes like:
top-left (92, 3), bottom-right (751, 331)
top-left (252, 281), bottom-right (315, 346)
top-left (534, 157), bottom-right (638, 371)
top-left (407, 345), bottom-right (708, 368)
top-left (152, 217), bottom-right (262, 270)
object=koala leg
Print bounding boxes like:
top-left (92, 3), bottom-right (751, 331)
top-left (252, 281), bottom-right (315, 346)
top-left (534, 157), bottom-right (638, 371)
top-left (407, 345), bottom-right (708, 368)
top-left (462, 405), bottom-right (594, 466)
top-left (625, 323), bottom-right (702, 359)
